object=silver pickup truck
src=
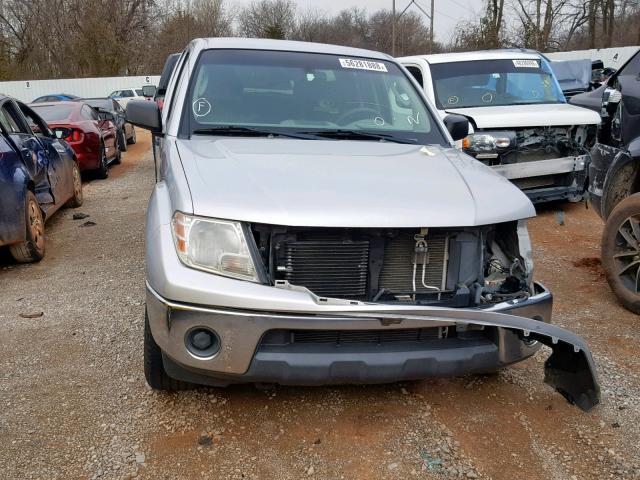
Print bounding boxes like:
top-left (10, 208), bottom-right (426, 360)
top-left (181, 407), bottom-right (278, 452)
top-left (127, 38), bottom-right (599, 411)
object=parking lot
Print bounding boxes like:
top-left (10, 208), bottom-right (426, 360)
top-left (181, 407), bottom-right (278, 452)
top-left (0, 130), bottom-right (638, 480)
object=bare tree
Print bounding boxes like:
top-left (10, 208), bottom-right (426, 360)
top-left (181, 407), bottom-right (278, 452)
top-left (292, 9), bottom-right (332, 43)
top-left (239, 0), bottom-right (296, 39)
top-left (452, 0), bottom-right (506, 49)
top-left (512, 0), bottom-right (568, 50)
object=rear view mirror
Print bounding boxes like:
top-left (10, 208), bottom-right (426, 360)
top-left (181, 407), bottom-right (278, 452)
top-left (142, 85), bottom-right (157, 98)
top-left (55, 130), bottom-right (63, 139)
top-left (126, 100), bottom-right (161, 133)
top-left (443, 114), bottom-right (470, 142)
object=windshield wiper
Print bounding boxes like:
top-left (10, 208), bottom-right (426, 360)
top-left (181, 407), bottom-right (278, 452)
top-left (299, 129), bottom-right (417, 144)
top-left (192, 126), bottom-right (313, 140)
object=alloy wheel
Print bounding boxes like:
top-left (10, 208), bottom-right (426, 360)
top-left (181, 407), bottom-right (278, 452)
top-left (28, 198), bottom-right (45, 252)
top-left (613, 215), bottom-right (640, 293)
top-left (72, 164), bottom-right (83, 202)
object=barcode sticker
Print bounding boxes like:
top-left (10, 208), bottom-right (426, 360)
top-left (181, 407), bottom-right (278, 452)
top-left (339, 58), bottom-right (388, 72)
top-left (512, 59), bottom-right (540, 68)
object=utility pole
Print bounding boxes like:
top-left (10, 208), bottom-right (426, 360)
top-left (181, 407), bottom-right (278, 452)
top-left (430, 0), bottom-right (434, 52)
top-left (392, 0), bottom-right (396, 56)
top-left (393, 1), bottom-right (433, 54)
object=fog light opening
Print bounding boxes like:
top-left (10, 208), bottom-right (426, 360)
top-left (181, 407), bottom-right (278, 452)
top-left (185, 327), bottom-right (220, 358)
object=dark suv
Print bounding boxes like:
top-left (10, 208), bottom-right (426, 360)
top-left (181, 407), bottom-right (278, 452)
top-left (587, 48), bottom-right (640, 313)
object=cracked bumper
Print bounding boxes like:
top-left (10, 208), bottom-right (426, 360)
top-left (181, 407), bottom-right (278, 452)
top-left (146, 282), bottom-right (600, 411)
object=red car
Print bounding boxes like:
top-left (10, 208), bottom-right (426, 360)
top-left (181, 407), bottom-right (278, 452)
top-left (30, 101), bottom-right (120, 178)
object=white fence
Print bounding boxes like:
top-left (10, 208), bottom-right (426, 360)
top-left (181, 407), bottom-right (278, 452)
top-left (546, 46), bottom-right (639, 69)
top-left (0, 75), bottom-right (161, 102)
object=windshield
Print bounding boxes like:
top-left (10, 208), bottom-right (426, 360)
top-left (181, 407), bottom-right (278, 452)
top-left (31, 105), bottom-right (74, 121)
top-left (430, 58), bottom-right (566, 109)
top-left (184, 49), bottom-right (446, 145)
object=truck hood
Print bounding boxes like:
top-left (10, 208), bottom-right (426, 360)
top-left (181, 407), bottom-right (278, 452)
top-left (445, 102), bottom-right (601, 129)
top-left (175, 138), bottom-right (535, 228)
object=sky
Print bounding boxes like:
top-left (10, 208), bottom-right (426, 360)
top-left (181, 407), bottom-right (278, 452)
top-left (231, 0), bottom-right (486, 44)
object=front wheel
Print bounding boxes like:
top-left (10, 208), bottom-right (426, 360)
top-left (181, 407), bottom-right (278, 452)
top-left (602, 193), bottom-right (640, 314)
top-left (144, 309), bottom-right (193, 391)
top-left (9, 191), bottom-right (45, 263)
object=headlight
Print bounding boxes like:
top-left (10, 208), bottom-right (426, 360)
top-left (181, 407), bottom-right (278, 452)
top-left (171, 212), bottom-right (258, 282)
top-left (462, 134), bottom-right (511, 152)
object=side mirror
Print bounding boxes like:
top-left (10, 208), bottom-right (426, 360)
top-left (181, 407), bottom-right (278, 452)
top-left (142, 85), bottom-right (157, 98)
top-left (443, 114), bottom-right (469, 142)
top-left (126, 100), bottom-right (161, 133)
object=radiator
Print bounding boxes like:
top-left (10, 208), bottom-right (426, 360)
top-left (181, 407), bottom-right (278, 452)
top-left (283, 240), bottom-right (370, 299)
top-left (379, 233), bottom-right (448, 294)
top-left (282, 233), bottom-right (448, 300)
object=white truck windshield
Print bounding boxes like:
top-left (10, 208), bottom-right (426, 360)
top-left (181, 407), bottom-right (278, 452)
top-left (430, 58), bottom-right (566, 109)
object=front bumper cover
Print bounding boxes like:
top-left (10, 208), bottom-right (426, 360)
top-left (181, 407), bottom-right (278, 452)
top-left (147, 283), bottom-right (600, 412)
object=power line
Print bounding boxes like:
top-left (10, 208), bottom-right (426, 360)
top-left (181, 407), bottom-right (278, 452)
top-left (444, 0), bottom-right (473, 12)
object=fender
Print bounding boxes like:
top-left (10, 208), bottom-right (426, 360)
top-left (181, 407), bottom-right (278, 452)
top-left (600, 145), bottom-right (638, 219)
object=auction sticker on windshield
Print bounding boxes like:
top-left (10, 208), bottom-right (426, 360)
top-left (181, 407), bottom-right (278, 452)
top-left (512, 59), bottom-right (540, 68)
top-left (339, 58), bottom-right (388, 72)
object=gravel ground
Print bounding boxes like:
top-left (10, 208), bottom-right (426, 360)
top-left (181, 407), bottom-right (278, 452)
top-left (1, 131), bottom-right (639, 479)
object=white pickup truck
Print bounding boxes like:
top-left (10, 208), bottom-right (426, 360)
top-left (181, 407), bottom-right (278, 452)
top-left (399, 50), bottom-right (602, 203)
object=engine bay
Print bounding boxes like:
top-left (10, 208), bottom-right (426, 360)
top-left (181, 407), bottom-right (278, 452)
top-left (250, 222), bottom-right (532, 307)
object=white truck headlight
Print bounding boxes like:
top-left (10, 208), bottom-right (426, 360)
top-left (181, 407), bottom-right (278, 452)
top-left (463, 134), bottom-right (511, 152)
top-left (171, 212), bottom-right (258, 282)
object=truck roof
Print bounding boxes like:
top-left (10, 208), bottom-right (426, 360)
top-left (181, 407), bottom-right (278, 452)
top-left (399, 49), bottom-right (543, 64)
top-left (189, 37), bottom-right (394, 62)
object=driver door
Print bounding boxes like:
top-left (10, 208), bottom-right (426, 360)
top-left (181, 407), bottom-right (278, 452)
top-left (0, 101), bottom-right (54, 206)
top-left (20, 103), bottom-right (71, 204)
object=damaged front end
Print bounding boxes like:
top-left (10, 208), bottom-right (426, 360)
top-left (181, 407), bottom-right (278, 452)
top-left (236, 221), bottom-right (601, 411)
top-left (462, 126), bottom-right (593, 203)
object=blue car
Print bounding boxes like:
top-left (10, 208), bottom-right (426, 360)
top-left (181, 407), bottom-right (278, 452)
top-left (0, 95), bottom-right (83, 262)
top-left (31, 93), bottom-right (80, 103)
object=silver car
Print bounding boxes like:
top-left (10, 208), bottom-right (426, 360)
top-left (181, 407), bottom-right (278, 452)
top-left (127, 38), bottom-right (599, 411)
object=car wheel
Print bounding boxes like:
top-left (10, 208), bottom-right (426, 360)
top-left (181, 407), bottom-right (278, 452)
top-left (112, 144), bottom-right (122, 166)
top-left (602, 193), bottom-right (640, 314)
top-left (96, 142), bottom-right (109, 179)
top-left (127, 127), bottom-right (136, 145)
top-left (144, 309), bottom-right (193, 391)
top-left (65, 161), bottom-right (84, 208)
top-left (9, 191), bottom-right (45, 263)
top-left (118, 129), bottom-right (128, 152)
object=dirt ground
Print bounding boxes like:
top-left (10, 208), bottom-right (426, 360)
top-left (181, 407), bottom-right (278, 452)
top-left (1, 131), bottom-right (639, 480)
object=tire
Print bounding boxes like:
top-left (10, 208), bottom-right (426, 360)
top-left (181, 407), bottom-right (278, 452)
top-left (144, 309), bottom-right (193, 391)
top-left (112, 147), bottom-right (122, 166)
top-left (9, 191), bottom-right (45, 263)
top-left (602, 193), bottom-right (640, 314)
top-left (65, 162), bottom-right (84, 208)
top-left (118, 129), bottom-right (128, 152)
top-left (127, 127), bottom-right (136, 145)
top-left (95, 142), bottom-right (109, 179)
